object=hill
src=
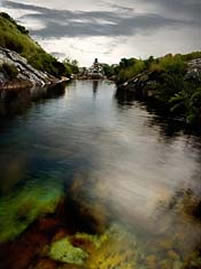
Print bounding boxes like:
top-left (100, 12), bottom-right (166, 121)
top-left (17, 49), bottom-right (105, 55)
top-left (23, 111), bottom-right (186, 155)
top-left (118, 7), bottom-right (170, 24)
top-left (0, 12), bottom-right (72, 78)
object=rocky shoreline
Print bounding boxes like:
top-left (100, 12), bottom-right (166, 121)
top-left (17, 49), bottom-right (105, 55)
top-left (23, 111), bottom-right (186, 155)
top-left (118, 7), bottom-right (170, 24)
top-left (117, 58), bottom-right (201, 97)
top-left (115, 57), bottom-right (201, 128)
top-left (0, 47), bottom-right (69, 91)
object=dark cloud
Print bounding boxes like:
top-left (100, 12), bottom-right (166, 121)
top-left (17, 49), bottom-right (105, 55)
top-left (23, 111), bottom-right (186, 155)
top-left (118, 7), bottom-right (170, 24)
top-left (109, 3), bottom-right (134, 12)
top-left (100, 1), bottom-right (135, 13)
top-left (143, 0), bottom-right (201, 22)
top-left (2, 0), bottom-right (190, 39)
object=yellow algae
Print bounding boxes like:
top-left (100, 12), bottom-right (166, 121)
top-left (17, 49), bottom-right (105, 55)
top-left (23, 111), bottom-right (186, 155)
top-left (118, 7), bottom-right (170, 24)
top-left (49, 237), bottom-right (88, 265)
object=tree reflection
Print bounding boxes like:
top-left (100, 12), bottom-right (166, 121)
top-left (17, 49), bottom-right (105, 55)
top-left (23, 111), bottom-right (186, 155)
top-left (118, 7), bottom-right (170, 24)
top-left (114, 87), bottom-right (193, 138)
top-left (0, 82), bottom-right (67, 118)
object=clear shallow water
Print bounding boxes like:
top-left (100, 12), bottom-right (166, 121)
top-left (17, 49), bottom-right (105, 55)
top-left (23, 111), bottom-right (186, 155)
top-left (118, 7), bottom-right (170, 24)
top-left (1, 80), bottom-right (201, 268)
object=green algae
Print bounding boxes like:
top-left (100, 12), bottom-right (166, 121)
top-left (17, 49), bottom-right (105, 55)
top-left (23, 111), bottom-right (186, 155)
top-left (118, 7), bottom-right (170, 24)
top-left (1, 177), bottom-right (201, 269)
top-left (0, 175), bottom-right (63, 242)
top-left (74, 232), bottom-right (108, 249)
top-left (49, 237), bottom-right (88, 265)
top-left (84, 224), bottom-right (143, 269)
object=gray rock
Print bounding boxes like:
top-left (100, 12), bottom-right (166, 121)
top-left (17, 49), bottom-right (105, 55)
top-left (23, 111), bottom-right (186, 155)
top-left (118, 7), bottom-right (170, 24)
top-left (186, 58), bottom-right (201, 81)
top-left (0, 72), bottom-right (6, 83)
top-left (0, 47), bottom-right (56, 87)
top-left (119, 57), bottom-right (201, 96)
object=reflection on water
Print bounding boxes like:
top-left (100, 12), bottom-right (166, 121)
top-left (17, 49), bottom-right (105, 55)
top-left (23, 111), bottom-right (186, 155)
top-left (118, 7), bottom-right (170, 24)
top-left (1, 80), bottom-right (201, 268)
top-left (0, 82), bottom-right (65, 118)
top-left (92, 80), bottom-right (99, 100)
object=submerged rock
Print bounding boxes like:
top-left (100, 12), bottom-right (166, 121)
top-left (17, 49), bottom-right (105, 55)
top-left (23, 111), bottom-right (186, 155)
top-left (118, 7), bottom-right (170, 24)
top-left (29, 258), bottom-right (57, 269)
top-left (0, 175), bottom-right (63, 242)
top-left (49, 237), bottom-right (88, 265)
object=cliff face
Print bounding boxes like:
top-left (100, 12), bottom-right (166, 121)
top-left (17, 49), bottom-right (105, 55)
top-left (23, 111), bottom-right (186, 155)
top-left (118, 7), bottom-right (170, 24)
top-left (0, 47), bottom-right (57, 89)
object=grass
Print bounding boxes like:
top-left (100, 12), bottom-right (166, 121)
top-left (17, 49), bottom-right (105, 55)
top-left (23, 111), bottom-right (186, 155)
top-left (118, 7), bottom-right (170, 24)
top-left (0, 12), bottom-right (77, 77)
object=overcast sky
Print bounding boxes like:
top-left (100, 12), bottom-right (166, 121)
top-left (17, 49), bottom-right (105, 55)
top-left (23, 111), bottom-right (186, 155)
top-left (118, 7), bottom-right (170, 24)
top-left (1, 0), bottom-right (201, 66)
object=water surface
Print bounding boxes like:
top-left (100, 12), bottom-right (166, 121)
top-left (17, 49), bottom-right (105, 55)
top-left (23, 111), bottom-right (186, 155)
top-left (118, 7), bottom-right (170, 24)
top-left (1, 80), bottom-right (201, 268)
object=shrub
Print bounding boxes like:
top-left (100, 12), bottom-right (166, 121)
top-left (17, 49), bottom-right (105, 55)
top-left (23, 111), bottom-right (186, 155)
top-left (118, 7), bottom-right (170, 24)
top-left (63, 58), bottom-right (79, 75)
top-left (102, 64), bottom-right (115, 77)
top-left (0, 12), bottom-right (29, 34)
top-left (182, 51), bottom-right (201, 61)
top-left (114, 52), bottom-right (201, 127)
top-left (1, 63), bottom-right (18, 79)
top-left (117, 60), bottom-right (145, 83)
top-left (150, 55), bottom-right (187, 75)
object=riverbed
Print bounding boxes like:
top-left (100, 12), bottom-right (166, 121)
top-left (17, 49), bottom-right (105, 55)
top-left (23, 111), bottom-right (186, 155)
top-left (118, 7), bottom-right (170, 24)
top-left (1, 80), bottom-right (201, 269)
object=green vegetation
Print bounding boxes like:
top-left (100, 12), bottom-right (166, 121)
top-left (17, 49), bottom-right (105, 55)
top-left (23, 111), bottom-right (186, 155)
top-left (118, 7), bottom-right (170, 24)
top-left (0, 12), bottom-right (78, 77)
top-left (0, 12), bottom-right (29, 35)
top-left (149, 54), bottom-right (187, 74)
top-left (115, 58), bottom-right (146, 84)
top-left (114, 52), bottom-right (201, 128)
top-left (102, 63), bottom-right (117, 78)
top-left (74, 232), bottom-right (108, 248)
top-left (0, 63), bottom-right (18, 79)
top-left (49, 237), bottom-right (88, 264)
top-left (63, 58), bottom-right (79, 76)
top-left (0, 175), bottom-right (63, 242)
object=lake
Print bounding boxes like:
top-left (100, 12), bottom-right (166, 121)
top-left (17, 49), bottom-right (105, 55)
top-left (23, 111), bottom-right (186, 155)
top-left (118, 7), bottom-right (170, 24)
top-left (1, 80), bottom-right (201, 269)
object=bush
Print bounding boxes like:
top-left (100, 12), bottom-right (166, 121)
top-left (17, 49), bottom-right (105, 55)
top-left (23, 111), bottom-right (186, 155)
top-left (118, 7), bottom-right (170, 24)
top-left (1, 63), bottom-right (18, 79)
top-left (102, 64), bottom-right (115, 77)
top-left (114, 52), bottom-right (201, 127)
top-left (182, 51), bottom-right (201, 61)
top-left (0, 12), bottom-right (29, 34)
top-left (63, 58), bottom-right (79, 76)
top-left (150, 55), bottom-right (187, 75)
top-left (117, 60), bottom-right (145, 84)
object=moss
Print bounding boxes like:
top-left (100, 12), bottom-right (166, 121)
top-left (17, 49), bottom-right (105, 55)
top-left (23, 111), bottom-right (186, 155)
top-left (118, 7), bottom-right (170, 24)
top-left (168, 250), bottom-right (180, 260)
top-left (49, 237), bottom-right (88, 265)
top-left (0, 176), bottom-right (63, 242)
top-left (74, 232), bottom-right (108, 249)
top-left (145, 255), bottom-right (157, 268)
top-left (85, 224), bottom-right (142, 269)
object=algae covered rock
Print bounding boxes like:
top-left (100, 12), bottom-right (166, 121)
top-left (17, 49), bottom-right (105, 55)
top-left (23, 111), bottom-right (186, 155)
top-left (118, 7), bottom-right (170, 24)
top-left (0, 176), bottom-right (63, 242)
top-left (49, 237), bottom-right (88, 265)
top-left (74, 232), bottom-right (108, 249)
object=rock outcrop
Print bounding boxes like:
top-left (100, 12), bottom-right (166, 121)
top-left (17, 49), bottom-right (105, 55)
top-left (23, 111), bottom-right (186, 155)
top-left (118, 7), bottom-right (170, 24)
top-left (0, 47), bottom-right (57, 88)
top-left (118, 58), bottom-right (201, 96)
top-left (186, 58), bottom-right (201, 81)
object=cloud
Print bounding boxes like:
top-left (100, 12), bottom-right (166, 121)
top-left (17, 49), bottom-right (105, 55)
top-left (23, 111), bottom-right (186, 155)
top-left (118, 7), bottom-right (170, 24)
top-left (1, 0), bottom-right (200, 65)
top-left (2, 0), bottom-right (189, 39)
top-left (99, 1), bottom-right (135, 13)
top-left (142, 0), bottom-right (201, 22)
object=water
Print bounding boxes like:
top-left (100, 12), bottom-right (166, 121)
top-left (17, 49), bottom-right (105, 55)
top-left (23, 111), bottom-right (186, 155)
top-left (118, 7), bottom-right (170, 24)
top-left (1, 80), bottom-right (201, 268)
